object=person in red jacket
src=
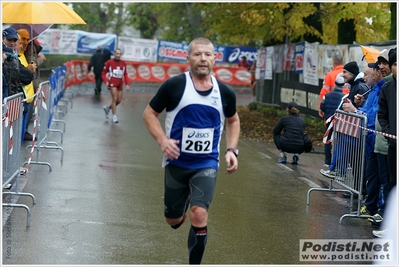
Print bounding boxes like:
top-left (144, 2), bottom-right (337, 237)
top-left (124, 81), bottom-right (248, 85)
top-left (101, 48), bottom-right (130, 123)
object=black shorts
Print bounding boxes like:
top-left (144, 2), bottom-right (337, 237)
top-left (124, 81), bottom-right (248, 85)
top-left (164, 164), bottom-right (217, 219)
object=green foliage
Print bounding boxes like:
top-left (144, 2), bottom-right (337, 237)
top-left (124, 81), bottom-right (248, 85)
top-left (126, 3), bottom-right (161, 39)
top-left (65, 2), bottom-right (393, 46)
top-left (196, 2), bottom-right (393, 46)
top-left (67, 2), bottom-right (127, 35)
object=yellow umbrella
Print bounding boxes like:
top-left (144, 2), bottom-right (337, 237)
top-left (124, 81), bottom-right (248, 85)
top-left (2, 2), bottom-right (86, 24)
top-left (360, 45), bottom-right (380, 64)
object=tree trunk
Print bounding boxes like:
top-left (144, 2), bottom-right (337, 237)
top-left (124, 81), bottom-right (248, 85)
top-left (338, 19), bottom-right (356, 44)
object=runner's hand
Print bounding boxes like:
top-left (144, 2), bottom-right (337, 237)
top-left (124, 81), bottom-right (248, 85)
top-left (162, 139), bottom-right (180, 160)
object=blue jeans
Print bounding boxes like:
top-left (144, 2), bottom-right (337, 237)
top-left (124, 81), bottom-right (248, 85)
top-left (364, 152), bottom-right (390, 216)
top-left (21, 103), bottom-right (30, 143)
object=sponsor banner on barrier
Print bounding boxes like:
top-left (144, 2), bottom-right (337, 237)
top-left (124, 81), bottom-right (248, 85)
top-left (61, 60), bottom-right (251, 87)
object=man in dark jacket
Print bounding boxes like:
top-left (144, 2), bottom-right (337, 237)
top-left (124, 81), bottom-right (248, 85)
top-left (342, 61), bottom-right (369, 106)
top-left (2, 28), bottom-right (33, 97)
top-left (88, 46), bottom-right (106, 95)
top-left (378, 47), bottom-right (396, 190)
top-left (320, 73), bottom-right (346, 167)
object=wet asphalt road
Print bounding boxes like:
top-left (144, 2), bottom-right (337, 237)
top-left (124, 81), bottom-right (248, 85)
top-left (2, 83), bottom-right (379, 265)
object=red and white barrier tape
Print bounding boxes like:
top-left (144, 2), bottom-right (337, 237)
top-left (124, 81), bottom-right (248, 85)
top-left (25, 88), bottom-right (40, 173)
top-left (323, 112), bottom-right (397, 144)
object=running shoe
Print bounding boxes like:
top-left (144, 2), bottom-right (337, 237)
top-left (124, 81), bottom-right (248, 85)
top-left (320, 169), bottom-right (336, 178)
top-left (291, 155), bottom-right (299, 165)
top-left (359, 205), bottom-right (371, 216)
top-left (369, 213), bottom-right (383, 223)
top-left (372, 229), bottom-right (386, 238)
top-left (278, 156), bottom-right (287, 163)
top-left (103, 105), bottom-right (110, 119)
top-left (112, 115), bottom-right (118, 123)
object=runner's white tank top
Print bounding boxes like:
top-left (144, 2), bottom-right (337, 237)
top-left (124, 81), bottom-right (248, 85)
top-left (163, 72), bottom-right (225, 170)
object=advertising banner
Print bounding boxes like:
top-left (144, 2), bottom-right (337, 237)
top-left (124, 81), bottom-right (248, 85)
top-left (118, 36), bottom-right (158, 62)
top-left (303, 42), bottom-right (319, 86)
top-left (157, 40), bottom-right (225, 63)
top-left (77, 31), bottom-right (116, 55)
top-left (259, 48), bottom-right (266, 80)
top-left (37, 29), bottom-right (116, 55)
top-left (225, 46), bottom-right (258, 65)
top-left (265, 47), bottom-right (273, 80)
top-left (37, 29), bottom-right (78, 55)
top-left (317, 45), bottom-right (349, 80)
top-left (294, 41), bottom-right (305, 74)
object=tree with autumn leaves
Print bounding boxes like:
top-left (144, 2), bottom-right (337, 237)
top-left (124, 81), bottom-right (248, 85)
top-left (68, 2), bottom-right (396, 46)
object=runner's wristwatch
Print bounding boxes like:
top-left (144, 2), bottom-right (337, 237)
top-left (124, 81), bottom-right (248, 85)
top-left (225, 148), bottom-right (239, 157)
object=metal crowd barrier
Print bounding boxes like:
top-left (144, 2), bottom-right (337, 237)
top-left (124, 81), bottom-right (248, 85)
top-left (307, 110), bottom-right (373, 224)
top-left (2, 93), bottom-right (36, 227)
top-left (23, 81), bottom-right (64, 171)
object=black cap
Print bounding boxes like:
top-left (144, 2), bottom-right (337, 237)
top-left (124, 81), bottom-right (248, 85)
top-left (368, 61), bottom-right (380, 70)
top-left (287, 101), bottom-right (299, 109)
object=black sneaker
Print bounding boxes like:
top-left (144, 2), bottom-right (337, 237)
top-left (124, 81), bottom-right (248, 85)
top-left (291, 155), bottom-right (299, 165)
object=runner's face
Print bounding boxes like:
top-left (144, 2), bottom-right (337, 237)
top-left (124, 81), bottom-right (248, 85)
top-left (187, 43), bottom-right (215, 78)
top-left (114, 50), bottom-right (122, 60)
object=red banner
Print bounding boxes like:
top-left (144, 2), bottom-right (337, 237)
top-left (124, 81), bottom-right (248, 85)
top-left (63, 60), bottom-right (251, 89)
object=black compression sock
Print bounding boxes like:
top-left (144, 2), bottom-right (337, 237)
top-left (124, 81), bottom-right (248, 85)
top-left (188, 225), bottom-right (208, 264)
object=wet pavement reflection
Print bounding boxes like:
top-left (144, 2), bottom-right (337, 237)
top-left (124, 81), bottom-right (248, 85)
top-left (3, 84), bottom-right (379, 265)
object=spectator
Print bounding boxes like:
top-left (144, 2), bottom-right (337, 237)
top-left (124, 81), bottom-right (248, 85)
top-left (378, 47), bottom-right (396, 191)
top-left (238, 55), bottom-right (250, 69)
top-left (273, 101), bottom-right (305, 165)
top-left (88, 46), bottom-right (106, 95)
top-left (342, 61), bottom-right (369, 106)
top-left (2, 46), bottom-right (9, 100)
top-left (343, 61), bottom-right (388, 225)
top-left (2, 27), bottom-right (33, 97)
top-left (17, 29), bottom-right (39, 141)
top-left (320, 73), bottom-right (346, 167)
top-left (318, 53), bottom-right (349, 118)
top-left (3, 28), bottom-right (33, 98)
top-left (377, 49), bottom-right (393, 82)
top-left (142, 37), bottom-right (240, 264)
top-left (16, 33), bottom-right (36, 143)
top-left (376, 47), bottom-right (396, 235)
top-left (102, 47), bottom-right (112, 61)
